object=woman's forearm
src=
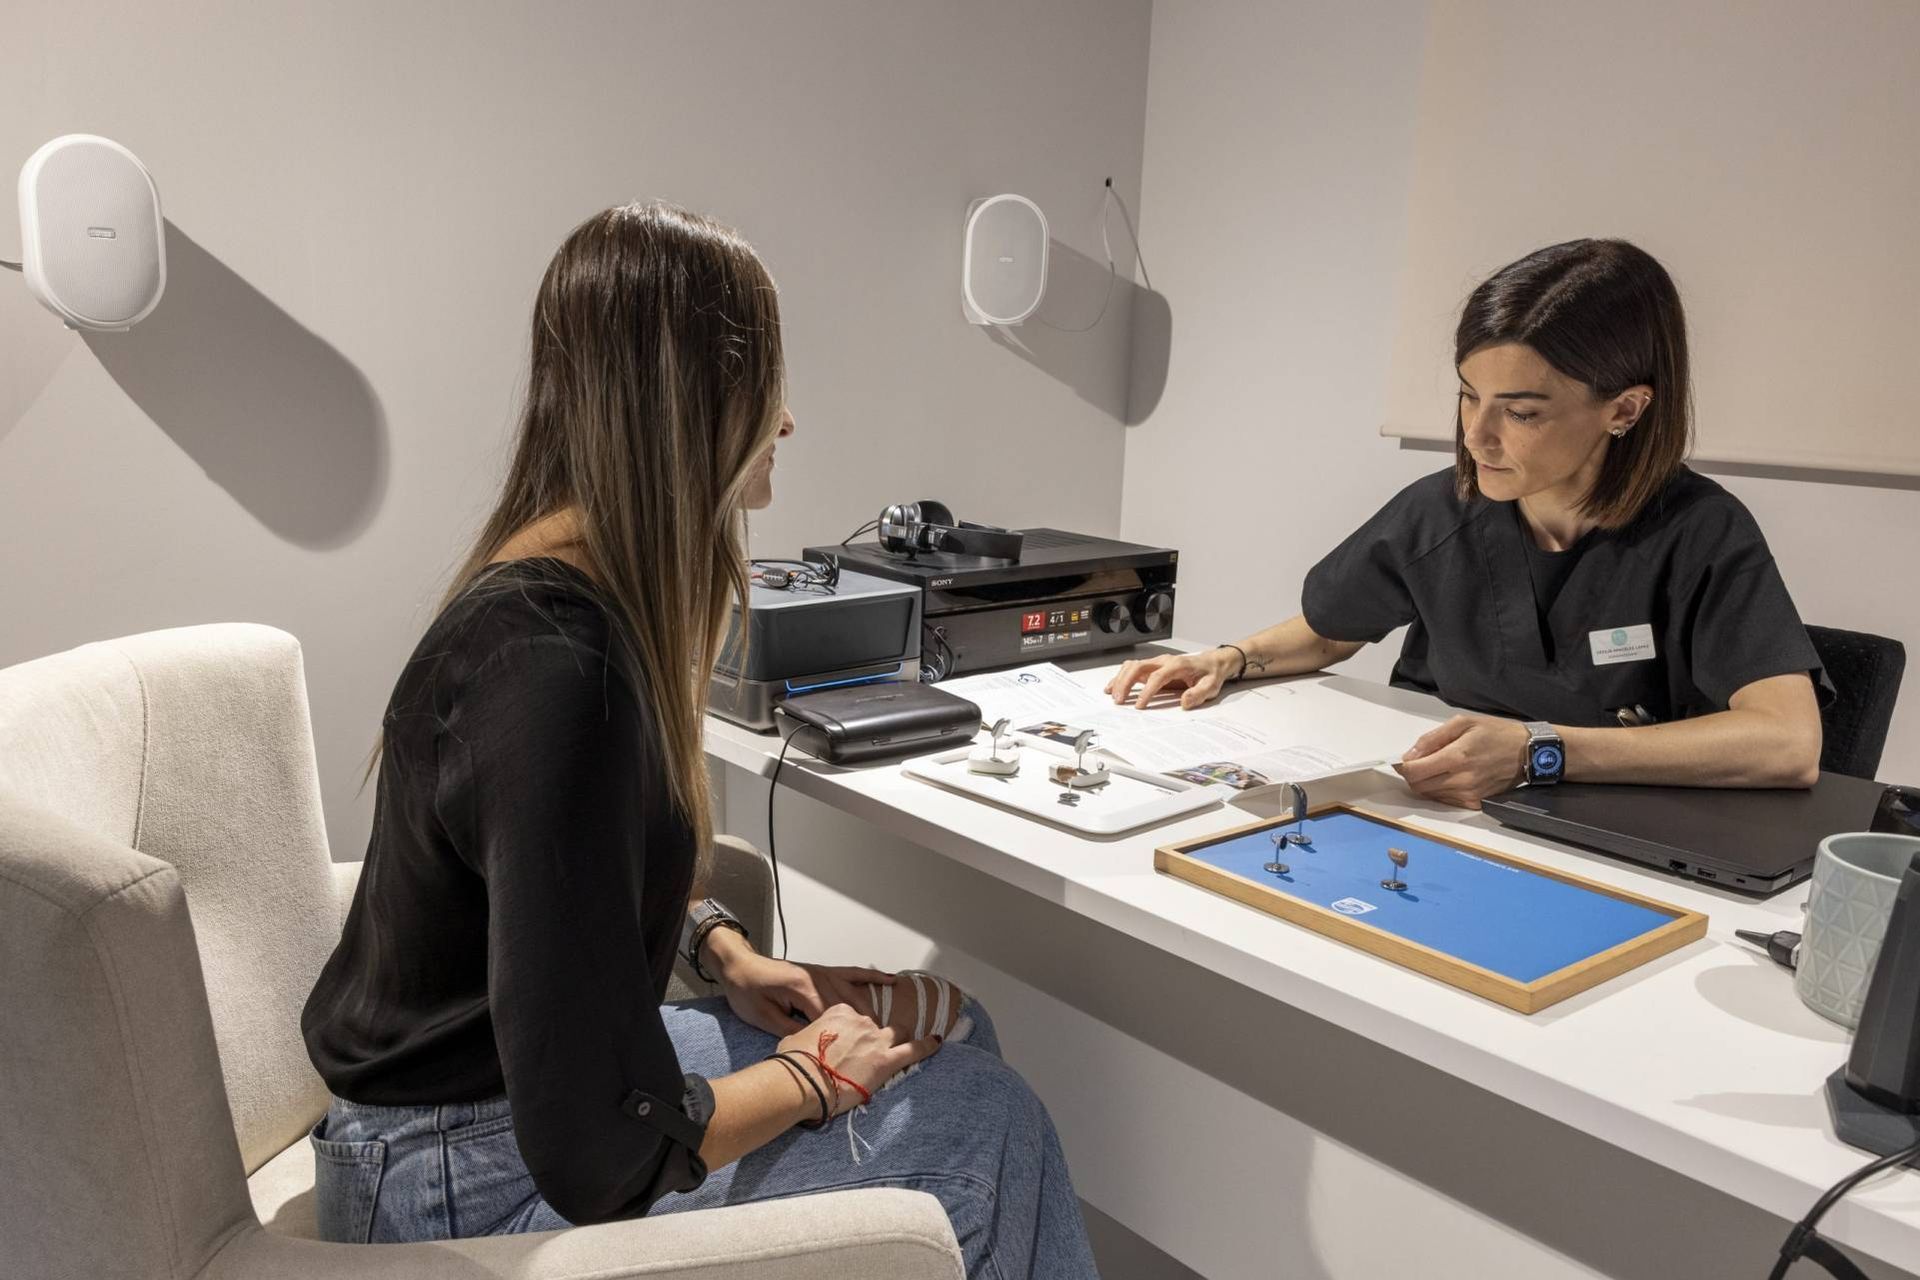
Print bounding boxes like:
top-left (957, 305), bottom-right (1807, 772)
top-left (1560, 676), bottom-right (1821, 788)
top-left (698, 1058), bottom-right (818, 1169)
top-left (1230, 614), bottom-right (1365, 680)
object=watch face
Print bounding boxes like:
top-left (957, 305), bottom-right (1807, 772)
top-left (1530, 743), bottom-right (1564, 779)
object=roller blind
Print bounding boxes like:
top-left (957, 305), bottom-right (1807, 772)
top-left (1381, 0), bottom-right (1920, 475)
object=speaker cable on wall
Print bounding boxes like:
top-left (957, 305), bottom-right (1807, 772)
top-left (1034, 177), bottom-right (1152, 334)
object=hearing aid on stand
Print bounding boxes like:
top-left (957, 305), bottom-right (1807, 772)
top-left (1048, 729), bottom-right (1111, 790)
top-left (967, 717), bottom-right (1022, 776)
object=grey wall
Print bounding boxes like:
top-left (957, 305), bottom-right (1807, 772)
top-left (0, 0), bottom-right (1152, 860)
top-left (1125, 0), bottom-right (1920, 784)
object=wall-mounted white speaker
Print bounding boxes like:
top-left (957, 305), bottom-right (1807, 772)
top-left (18, 134), bottom-right (165, 332)
top-left (962, 194), bottom-right (1048, 326)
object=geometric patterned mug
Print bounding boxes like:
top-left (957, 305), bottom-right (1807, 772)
top-left (1795, 832), bottom-right (1920, 1028)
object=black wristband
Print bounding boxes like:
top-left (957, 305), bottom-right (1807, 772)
top-left (771, 1052), bottom-right (831, 1129)
top-left (1218, 643), bottom-right (1249, 682)
top-left (687, 916), bottom-right (748, 983)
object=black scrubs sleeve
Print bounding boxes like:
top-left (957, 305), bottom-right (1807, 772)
top-left (1301, 484), bottom-right (1424, 643)
top-left (1680, 503), bottom-right (1832, 710)
top-left (436, 635), bottom-right (709, 1224)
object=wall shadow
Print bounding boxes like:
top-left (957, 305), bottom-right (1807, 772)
top-left (983, 238), bottom-right (1171, 427)
top-left (0, 315), bottom-right (79, 448)
top-left (81, 222), bottom-right (388, 549)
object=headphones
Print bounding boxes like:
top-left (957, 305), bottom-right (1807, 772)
top-left (876, 500), bottom-right (1024, 562)
top-left (751, 557), bottom-right (839, 593)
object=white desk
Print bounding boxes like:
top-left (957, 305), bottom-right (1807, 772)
top-left (705, 656), bottom-right (1920, 1280)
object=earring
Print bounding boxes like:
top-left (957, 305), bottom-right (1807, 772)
top-left (1609, 427), bottom-right (1626, 437)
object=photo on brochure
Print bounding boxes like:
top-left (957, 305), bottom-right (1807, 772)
top-left (1166, 761), bottom-right (1269, 791)
top-left (1018, 720), bottom-right (1088, 747)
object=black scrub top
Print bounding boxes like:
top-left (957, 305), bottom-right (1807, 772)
top-left (1301, 467), bottom-right (1831, 727)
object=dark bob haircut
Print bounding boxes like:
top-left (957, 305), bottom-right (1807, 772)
top-left (1453, 239), bottom-right (1692, 528)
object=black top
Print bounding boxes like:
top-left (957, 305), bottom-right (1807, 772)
top-left (301, 558), bottom-right (710, 1224)
top-left (1302, 466), bottom-right (1832, 726)
top-left (1517, 505), bottom-right (1591, 663)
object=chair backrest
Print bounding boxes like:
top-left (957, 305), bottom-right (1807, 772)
top-left (1807, 625), bottom-right (1907, 779)
top-left (0, 624), bottom-right (339, 1174)
top-left (0, 800), bottom-right (255, 1277)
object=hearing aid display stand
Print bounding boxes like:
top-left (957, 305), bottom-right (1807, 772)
top-left (1157, 804), bottom-right (1706, 1014)
top-left (903, 741), bottom-right (1221, 836)
top-left (701, 654), bottom-right (1920, 1273)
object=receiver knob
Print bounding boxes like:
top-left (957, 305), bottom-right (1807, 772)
top-left (1130, 591), bottom-right (1173, 635)
top-left (1093, 600), bottom-right (1129, 634)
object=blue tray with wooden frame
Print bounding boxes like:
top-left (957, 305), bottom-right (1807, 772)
top-left (1155, 803), bottom-right (1707, 1014)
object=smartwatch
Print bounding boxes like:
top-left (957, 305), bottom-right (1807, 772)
top-left (1522, 721), bottom-right (1565, 786)
top-left (681, 899), bottom-right (749, 982)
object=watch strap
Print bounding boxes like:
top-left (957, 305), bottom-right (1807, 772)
top-left (681, 899), bottom-right (748, 982)
top-left (1522, 721), bottom-right (1564, 784)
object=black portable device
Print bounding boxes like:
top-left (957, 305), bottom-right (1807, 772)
top-left (1481, 772), bottom-right (1893, 896)
top-left (1828, 849), bottom-right (1920, 1152)
top-left (773, 681), bottom-right (980, 764)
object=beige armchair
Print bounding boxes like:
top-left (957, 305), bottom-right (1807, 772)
top-left (0, 623), bottom-right (962, 1279)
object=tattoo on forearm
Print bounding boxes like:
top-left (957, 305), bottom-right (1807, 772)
top-left (1245, 655), bottom-right (1269, 676)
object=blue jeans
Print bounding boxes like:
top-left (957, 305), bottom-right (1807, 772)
top-left (311, 997), bottom-right (1098, 1280)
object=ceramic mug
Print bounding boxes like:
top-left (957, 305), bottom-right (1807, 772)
top-left (1796, 832), bottom-right (1920, 1028)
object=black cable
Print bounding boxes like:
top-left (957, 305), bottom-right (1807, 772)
top-left (919, 623), bottom-right (956, 683)
top-left (839, 517), bottom-right (880, 547)
top-left (0, 259), bottom-right (21, 272)
top-left (1768, 1136), bottom-right (1920, 1279)
top-left (764, 722), bottom-right (796, 960)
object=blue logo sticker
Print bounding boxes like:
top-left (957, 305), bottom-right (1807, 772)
top-left (1330, 897), bottom-right (1377, 916)
top-left (1610, 628), bottom-right (1629, 647)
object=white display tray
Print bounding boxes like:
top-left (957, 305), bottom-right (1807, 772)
top-left (902, 744), bottom-right (1222, 835)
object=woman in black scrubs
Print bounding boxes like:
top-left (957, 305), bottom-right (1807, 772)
top-left (1107, 239), bottom-right (1828, 808)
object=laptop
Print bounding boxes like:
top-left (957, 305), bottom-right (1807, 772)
top-left (1482, 772), bottom-right (1897, 896)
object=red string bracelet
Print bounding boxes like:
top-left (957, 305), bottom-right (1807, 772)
top-left (814, 1031), bottom-right (873, 1106)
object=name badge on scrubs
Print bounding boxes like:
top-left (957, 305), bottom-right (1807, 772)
top-left (1589, 624), bottom-right (1656, 666)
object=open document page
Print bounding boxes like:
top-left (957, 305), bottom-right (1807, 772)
top-left (937, 662), bottom-right (1383, 791)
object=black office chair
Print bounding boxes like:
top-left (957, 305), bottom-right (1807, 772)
top-left (1807, 625), bottom-right (1906, 779)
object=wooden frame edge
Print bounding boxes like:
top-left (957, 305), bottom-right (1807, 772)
top-left (1155, 803), bottom-right (1708, 1015)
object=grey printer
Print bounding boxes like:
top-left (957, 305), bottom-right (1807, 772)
top-left (708, 566), bottom-right (923, 730)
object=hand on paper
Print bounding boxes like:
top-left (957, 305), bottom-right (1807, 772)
top-left (1104, 650), bottom-right (1236, 710)
top-left (1392, 713), bottom-right (1528, 808)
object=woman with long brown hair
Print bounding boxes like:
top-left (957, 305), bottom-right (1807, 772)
top-left (301, 202), bottom-right (1097, 1278)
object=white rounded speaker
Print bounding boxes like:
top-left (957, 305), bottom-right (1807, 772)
top-left (962, 193), bottom-right (1048, 326)
top-left (18, 134), bottom-right (166, 332)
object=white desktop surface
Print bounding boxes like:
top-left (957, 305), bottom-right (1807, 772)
top-left (704, 654), bottom-right (1919, 1271)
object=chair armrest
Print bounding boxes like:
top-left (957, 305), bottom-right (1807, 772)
top-left (210, 1187), bottom-right (963, 1279)
top-left (330, 859), bottom-right (362, 931)
top-left (708, 833), bottom-right (775, 943)
top-left (668, 834), bottom-right (774, 1001)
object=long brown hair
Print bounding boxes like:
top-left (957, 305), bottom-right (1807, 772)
top-left (421, 202), bottom-right (785, 859)
top-left (1452, 238), bottom-right (1692, 528)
